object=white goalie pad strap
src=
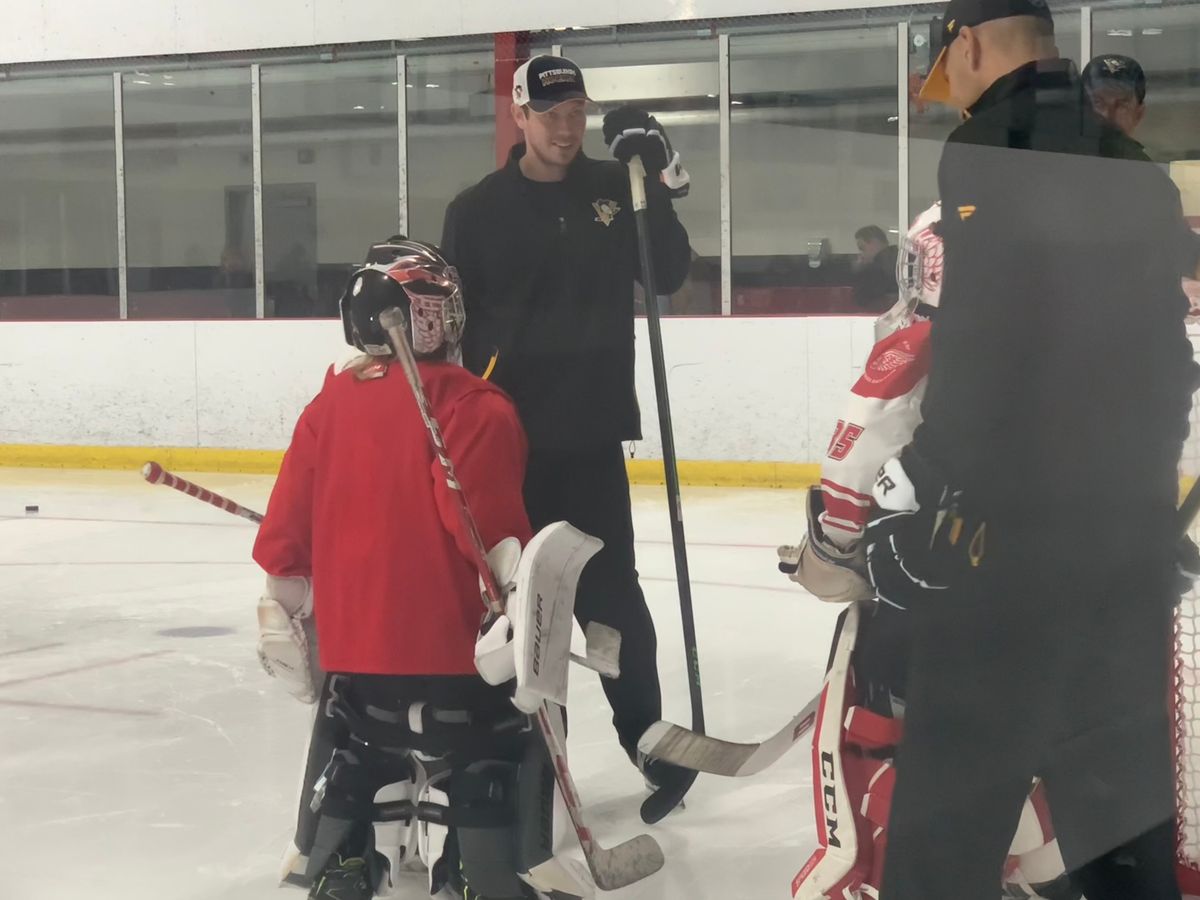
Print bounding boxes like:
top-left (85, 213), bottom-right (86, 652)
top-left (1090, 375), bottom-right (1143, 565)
top-left (793, 602), bottom-right (865, 900)
top-left (419, 775), bottom-right (451, 894)
top-left (257, 597), bottom-right (322, 704)
top-left (372, 778), bottom-right (422, 892)
top-left (509, 522), bottom-right (603, 714)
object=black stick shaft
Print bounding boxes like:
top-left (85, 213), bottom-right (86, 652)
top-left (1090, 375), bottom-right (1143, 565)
top-left (628, 156), bottom-right (704, 735)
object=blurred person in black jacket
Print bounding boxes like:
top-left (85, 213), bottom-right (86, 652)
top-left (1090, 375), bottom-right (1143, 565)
top-left (852, 224), bottom-right (900, 312)
top-left (441, 55), bottom-right (692, 798)
top-left (863, 2), bottom-right (1199, 898)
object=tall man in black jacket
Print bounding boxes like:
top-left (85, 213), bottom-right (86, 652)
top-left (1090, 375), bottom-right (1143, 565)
top-left (864, 1), bottom-right (1199, 898)
top-left (441, 56), bottom-right (692, 791)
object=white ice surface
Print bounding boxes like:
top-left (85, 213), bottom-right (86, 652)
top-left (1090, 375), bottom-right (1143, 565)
top-left (0, 468), bottom-right (841, 900)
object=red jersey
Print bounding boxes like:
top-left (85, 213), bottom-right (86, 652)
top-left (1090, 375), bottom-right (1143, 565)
top-left (253, 360), bottom-right (532, 676)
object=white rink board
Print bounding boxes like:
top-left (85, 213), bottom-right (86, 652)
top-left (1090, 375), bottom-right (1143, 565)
top-left (0, 316), bottom-right (876, 463)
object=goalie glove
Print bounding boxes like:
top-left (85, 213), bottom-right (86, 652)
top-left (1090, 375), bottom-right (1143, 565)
top-left (256, 575), bottom-right (323, 704)
top-left (777, 488), bottom-right (873, 605)
top-left (864, 448), bottom-right (986, 610)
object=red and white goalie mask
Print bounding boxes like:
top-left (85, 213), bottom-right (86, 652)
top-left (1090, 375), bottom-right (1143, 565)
top-left (876, 203), bottom-right (944, 341)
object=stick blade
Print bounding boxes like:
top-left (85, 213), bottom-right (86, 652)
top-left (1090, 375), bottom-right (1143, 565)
top-left (638, 721), bottom-right (756, 777)
top-left (589, 834), bottom-right (665, 891)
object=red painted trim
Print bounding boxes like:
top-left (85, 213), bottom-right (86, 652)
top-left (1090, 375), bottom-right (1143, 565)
top-left (493, 32), bottom-right (530, 170)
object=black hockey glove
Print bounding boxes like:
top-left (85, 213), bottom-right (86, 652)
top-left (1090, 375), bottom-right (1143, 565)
top-left (1175, 535), bottom-right (1200, 599)
top-left (603, 106), bottom-right (673, 173)
top-left (864, 446), bottom-right (986, 609)
top-left (602, 106), bottom-right (691, 198)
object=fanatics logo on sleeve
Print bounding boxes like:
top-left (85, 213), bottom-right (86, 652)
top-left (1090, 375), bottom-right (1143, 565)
top-left (958, 204), bottom-right (977, 220)
top-left (592, 198), bottom-right (621, 226)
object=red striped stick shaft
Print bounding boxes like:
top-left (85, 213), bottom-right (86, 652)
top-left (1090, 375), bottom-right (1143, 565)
top-left (141, 461), bottom-right (263, 524)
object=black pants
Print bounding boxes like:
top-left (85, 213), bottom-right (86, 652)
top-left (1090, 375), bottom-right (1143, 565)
top-left (522, 443), bottom-right (661, 759)
top-left (880, 559), bottom-right (1181, 900)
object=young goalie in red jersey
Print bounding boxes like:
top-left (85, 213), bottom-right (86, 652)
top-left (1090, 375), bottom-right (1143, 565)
top-left (253, 238), bottom-right (597, 900)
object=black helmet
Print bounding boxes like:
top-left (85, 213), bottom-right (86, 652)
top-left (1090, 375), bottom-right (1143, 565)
top-left (339, 237), bottom-right (465, 358)
top-left (1082, 54), bottom-right (1146, 105)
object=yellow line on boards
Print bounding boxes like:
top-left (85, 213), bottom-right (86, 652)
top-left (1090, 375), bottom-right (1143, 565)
top-left (0, 444), bottom-right (823, 489)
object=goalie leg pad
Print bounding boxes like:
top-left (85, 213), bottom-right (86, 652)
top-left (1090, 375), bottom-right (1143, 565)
top-left (445, 739), bottom-right (592, 900)
top-left (793, 603), bottom-right (873, 900)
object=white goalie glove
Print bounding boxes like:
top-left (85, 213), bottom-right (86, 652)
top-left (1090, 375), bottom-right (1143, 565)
top-left (777, 488), bottom-right (875, 605)
top-left (474, 523), bottom-right (604, 714)
top-left (256, 575), bottom-right (323, 704)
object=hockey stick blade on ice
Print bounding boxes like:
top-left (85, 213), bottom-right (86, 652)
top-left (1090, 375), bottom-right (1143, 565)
top-left (637, 692), bottom-right (820, 778)
top-left (379, 308), bottom-right (664, 890)
top-left (627, 154), bottom-right (702, 823)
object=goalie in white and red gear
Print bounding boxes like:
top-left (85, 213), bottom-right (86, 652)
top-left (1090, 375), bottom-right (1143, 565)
top-left (782, 204), bottom-right (1074, 900)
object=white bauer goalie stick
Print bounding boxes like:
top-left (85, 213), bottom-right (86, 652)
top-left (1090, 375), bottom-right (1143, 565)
top-left (141, 460), bottom-right (617, 678)
top-left (641, 476), bottom-right (1200, 778)
top-left (378, 306), bottom-right (664, 891)
top-left (142, 461), bottom-right (264, 523)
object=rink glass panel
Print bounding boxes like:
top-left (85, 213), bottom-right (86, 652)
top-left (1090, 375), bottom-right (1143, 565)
top-left (560, 32), bottom-right (722, 316)
top-left (260, 59), bottom-right (400, 319)
top-left (122, 68), bottom-right (255, 320)
top-left (405, 48), bottom-right (496, 245)
top-left (729, 21), bottom-right (899, 316)
top-left (0, 75), bottom-right (119, 321)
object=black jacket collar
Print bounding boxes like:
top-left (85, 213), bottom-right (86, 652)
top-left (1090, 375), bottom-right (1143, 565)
top-left (968, 58), bottom-right (1079, 117)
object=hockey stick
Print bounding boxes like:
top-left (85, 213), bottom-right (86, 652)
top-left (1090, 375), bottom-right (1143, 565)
top-left (141, 461), bottom-right (617, 678)
top-left (643, 477), bottom-right (1200, 777)
top-left (142, 461), bottom-right (263, 523)
top-left (638, 688), bottom-right (820, 778)
top-left (379, 307), bottom-right (664, 891)
top-left (627, 154), bottom-right (703, 823)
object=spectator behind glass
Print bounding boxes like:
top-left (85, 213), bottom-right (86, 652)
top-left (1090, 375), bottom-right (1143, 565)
top-left (852, 224), bottom-right (899, 312)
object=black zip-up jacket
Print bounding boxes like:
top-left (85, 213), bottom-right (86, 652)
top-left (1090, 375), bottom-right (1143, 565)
top-left (912, 60), bottom-right (1197, 555)
top-left (441, 144), bottom-right (691, 452)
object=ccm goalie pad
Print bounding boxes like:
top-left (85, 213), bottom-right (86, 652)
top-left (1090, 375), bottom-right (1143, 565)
top-left (474, 522), bottom-right (604, 713)
top-left (793, 605), bottom-right (1070, 900)
top-left (257, 575), bottom-right (323, 704)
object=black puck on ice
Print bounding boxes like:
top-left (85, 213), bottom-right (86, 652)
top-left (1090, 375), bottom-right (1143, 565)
top-left (24, 505), bottom-right (39, 515)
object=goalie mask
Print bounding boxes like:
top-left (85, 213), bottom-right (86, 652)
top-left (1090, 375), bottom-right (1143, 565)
top-left (339, 237), bottom-right (465, 360)
top-left (876, 203), bottom-right (944, 340)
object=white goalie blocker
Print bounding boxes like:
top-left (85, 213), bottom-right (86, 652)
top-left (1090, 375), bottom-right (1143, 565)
top-left (474, 522), bottom-right (614, 713)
